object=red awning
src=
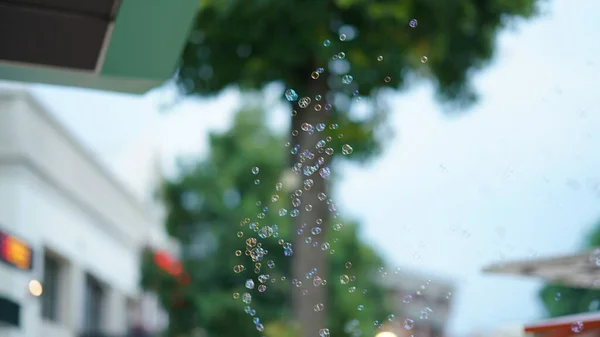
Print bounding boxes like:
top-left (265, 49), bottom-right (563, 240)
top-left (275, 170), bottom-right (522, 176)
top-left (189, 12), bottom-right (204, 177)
top-left (153, 250), bottom-right (183, 276)
top-left (525, 312), bottom-right (600, 336)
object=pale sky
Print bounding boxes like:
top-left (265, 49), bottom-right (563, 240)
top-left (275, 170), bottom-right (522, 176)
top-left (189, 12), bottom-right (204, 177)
top-left (9, 0), bottom-right (600, 335)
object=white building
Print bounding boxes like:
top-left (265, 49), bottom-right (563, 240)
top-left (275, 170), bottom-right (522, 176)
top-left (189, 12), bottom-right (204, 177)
top-left (0, 89), bottom-right (174, 337)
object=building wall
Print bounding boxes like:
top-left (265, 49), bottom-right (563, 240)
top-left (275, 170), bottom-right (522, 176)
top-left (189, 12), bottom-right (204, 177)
top-left (0, 89), bottom-right (169, 337)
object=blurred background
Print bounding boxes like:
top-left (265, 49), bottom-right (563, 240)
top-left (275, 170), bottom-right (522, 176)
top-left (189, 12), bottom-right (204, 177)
top-left (0, 0), bottom-right (599, 337)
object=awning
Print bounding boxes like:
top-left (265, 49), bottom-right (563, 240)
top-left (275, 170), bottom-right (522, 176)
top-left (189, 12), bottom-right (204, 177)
top-left (482, 249), bottom-right (600, 289)
top-left (524, 312), bottom-right (600, 337)
top-left (0, 0), bottom-right (198, 94)
top-left (152, 250), bottom-right (189, 286)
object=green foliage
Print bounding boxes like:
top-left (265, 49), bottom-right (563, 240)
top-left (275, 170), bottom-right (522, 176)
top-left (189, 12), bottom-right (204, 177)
top-left (179, 0), bottom-right (542, 159)
top-left (538, 220), bottom-right (600, 318)
top-left (141, 105), bottom-right (391, 337)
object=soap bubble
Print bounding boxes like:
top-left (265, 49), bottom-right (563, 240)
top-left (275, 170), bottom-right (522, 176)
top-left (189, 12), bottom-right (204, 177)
top-left (421, 56), bottom-right (428, 63)
top-left (323, 40), bottom-right (331, 47)
top-left (299, 97), bottom-right (311, 108)
top-left (341, 75), bottom-right (354, 84)
top-left (571, 321), bottom-right (584, 333)
top-left (285, 89), bottom-right (298, 101)
top-left (341, 144), bottom-right (353, 155)
top-left (409, 19), bottom-right (418, 28)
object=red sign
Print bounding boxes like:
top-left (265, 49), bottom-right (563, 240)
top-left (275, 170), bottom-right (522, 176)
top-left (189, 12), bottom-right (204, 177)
top-left (0, 232), bottom-right (32, 270)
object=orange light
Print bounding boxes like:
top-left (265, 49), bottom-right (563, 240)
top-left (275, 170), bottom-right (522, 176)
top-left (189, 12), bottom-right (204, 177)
top-left (0, 233), bottom-right (32, 270)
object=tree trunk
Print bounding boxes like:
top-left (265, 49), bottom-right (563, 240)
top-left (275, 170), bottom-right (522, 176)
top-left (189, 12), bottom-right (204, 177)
top-left (290, 78), bottom-right (331, 337)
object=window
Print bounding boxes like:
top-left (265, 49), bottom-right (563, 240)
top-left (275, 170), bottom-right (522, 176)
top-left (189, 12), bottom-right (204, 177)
top-left (41, 253), bottom-right (60, 322)
top-left (83, 274), bottom-right (104, 333)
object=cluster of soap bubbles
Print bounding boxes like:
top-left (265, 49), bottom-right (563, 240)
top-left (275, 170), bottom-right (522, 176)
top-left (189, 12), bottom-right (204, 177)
top-left (232, 17), bottom-right (437, 336)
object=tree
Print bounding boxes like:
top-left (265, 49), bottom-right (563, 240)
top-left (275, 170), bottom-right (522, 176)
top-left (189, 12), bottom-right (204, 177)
top-left (141, 104), bottom-right (392, 337)
top-left (539, 220), bottom-right (600, 318)
top-left (176, 1), bottom-right (542, 335)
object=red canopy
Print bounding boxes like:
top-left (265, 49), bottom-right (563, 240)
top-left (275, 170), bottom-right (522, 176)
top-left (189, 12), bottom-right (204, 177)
top-left (152, 250), bottom-right (188, 285)
top-left (525, 312), bottom-right (600, 337)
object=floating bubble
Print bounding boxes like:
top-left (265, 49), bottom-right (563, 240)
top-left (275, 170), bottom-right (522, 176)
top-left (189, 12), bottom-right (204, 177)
top-left (319, 167), bottom-right (331, 179)
top-left (317, 67), bottom-right (324, 73)
top-left (384, 76), bottom-right (391, 83)
top-left (254, 179), bottom-right (260, 185)
top-left (348, 286), bottom-right (356, 293)
top-left (233, 292), bottom-right (239, 299)
top-left (345, 262), bottom-right (352, 269)
top-left (242, 293), bottom-right (252, 304)
top-left (409, 19), bottom-right (418, 28)
top-left (234, 265), bottom-right (245, 273)
top-left (314, 303), bottom-right (325, 311)
top-left (340, 275), bottom-right (350, 284)
top-left (377, 55), bottom-right (384, 61)
top-left (245, 279), bottom-right (255, 289)
top-left (333, 223), bottom-right (343, 231)
top-left (246, 238), bottom-right (257, 247)
top-left (341, 75), bottom-right (354, 85)
top-left (319, 328), bottom-right (330, 337)
top-left (388, 314), bottom-right (396, 321)
top-left (284, 248), bottom-right (293, 256)
top-left (572, 321), bottom-right (584, 333)
top-left (404, 319), bottom-right (415, 330)
top-left (323, 40), bottom-right (331, 47)
top-left (299, 97), bottom-right (311, 108)
top-left (339, 34), bottom-right (347, 41)
top-left (402, 295), bottom-right (413, 303)
top-left (337, 52), bottom-right (346, 59)
top-left (258, 285), bottom-right (267, 292)
top-left (341, 144), bottom-right (353, 155)
top-left (315, 94), bottom-right (322, 101)
top-left (357, 305), bottom-right (364, 311)
top-left (324, 103), bottom-right (332, 110)
top-left (421, 56), bottom-right (428, 63)
top-left (285, 89), bottom-right (298, 102)
top-left (321, 242), bottom-right (330, 251)
top-left (311, 71), bottom-right (320, 79)
top-left (314, 104), bottom-right (322, 112)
